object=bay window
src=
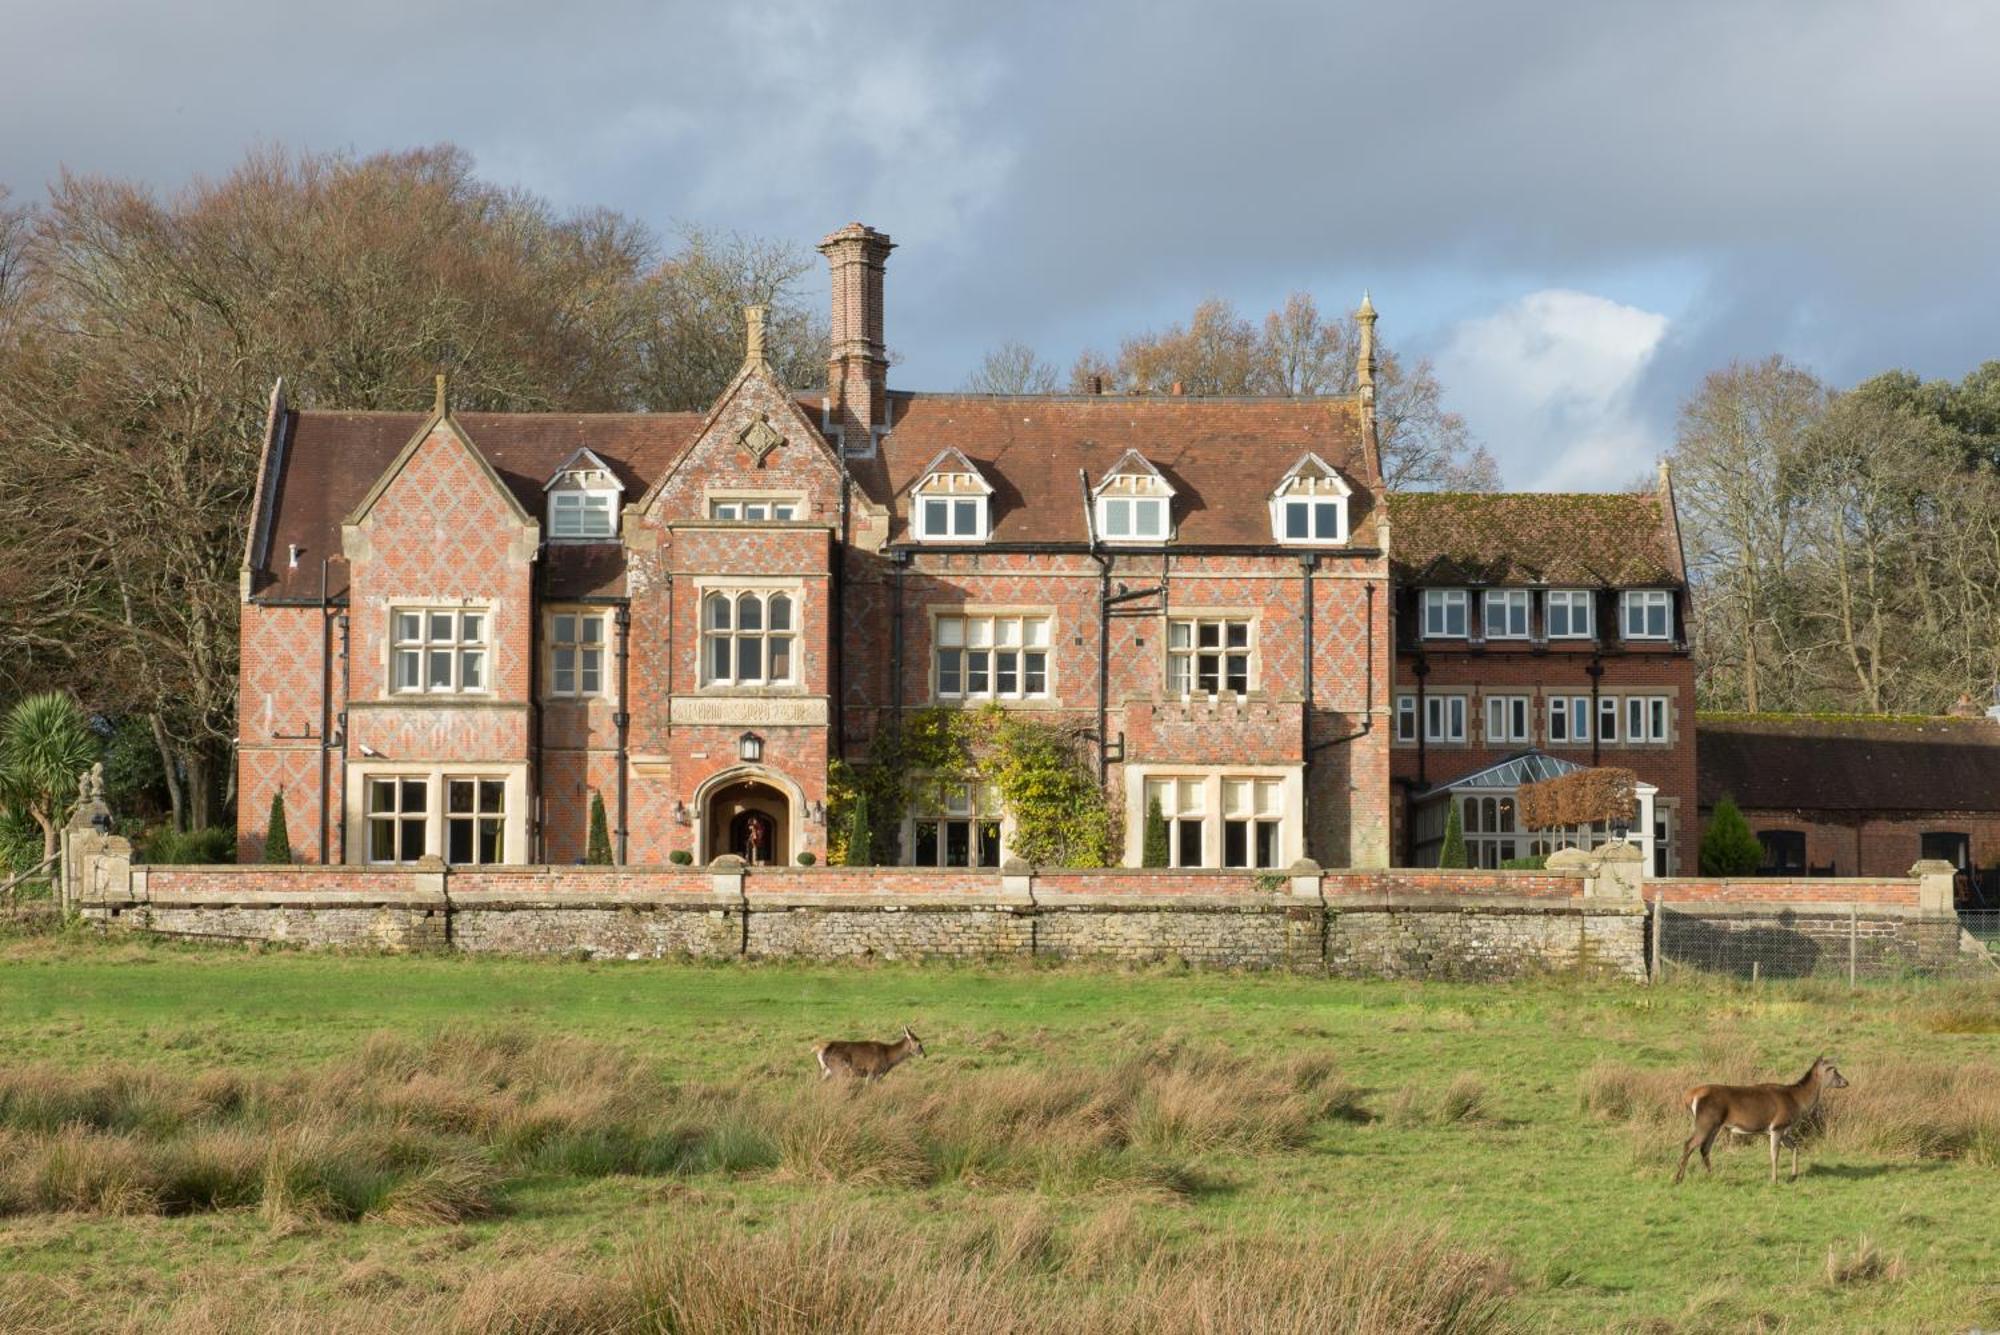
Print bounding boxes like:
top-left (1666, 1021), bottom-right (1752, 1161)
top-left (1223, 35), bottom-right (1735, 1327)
top-left (703, 591), bottom-right (796, 686)
top-left (366, 777), bottom-right (429, 864)
top-left (445, 778), bottom-right (507, 865)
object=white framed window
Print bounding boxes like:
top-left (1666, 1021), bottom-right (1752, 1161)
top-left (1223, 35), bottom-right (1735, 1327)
top-left (702, 591), bottom-right (796, 686)
top-left (709, 498), bottom-right (798, 522)
top-left (1598, 696), bottom-right (1620, 743)
top-left (1546, 695), bottom-right (1592, 744)
top-left (391, 608), bottom-right (487, 695)
top-left (1621, 590), bottom-right (1673, 640)
top-left (366, 776), bottom-right (429, 864)
top-left (1425, 694), bottom-right (1467, 743)
top-left (1147, 777), bottom-right (1209, 868)
top-left (1485, 695), bottom-right (1531, 744)
top-left (1395, 694), bottom-right (1418, 743)
top-left (1276, 497), bottom-right (1346, 544)
top-left (1546, 590), bottom-right (1594, 639)
top-left (916, 495), bottom-right (987, 541)
top-left (1221, 778), bottom-right (1284, 869)
top-left (1167, 617), bottom-right (1252, 695)
top-left (935, 614), bottom-right (1051, 700)
top-left (1621, 694), bottom-right (1672, 744)
top-left (1098, 496), bottom-right (1168, 542)
top-left (1459, 794), bottom-right (1523, 869)
top-left (1423, 589), bottom-right (1467, 639)
top-left (1483, 590), bottom-right (1530, 639)
top-left (549, 490), bottom-right (617, 539)
top-left (907, 782), bottom-right (1003, 868)
top-left (547, 611), bottom-right (605, 698)
top-left (445, 777), bottom-right (507, 865)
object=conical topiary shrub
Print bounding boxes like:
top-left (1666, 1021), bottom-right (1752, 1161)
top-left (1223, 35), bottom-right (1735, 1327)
top-left (263, 789), bottom-right (292, 864)
top-left (1142, 794), bottom-right (1170, 867)
top-left (586, 791), bottom-right (614, 865)
top-left (1699, 794), bottom-right (1763, 876)
top-left (1438, 801), bottom-right (1469, 869)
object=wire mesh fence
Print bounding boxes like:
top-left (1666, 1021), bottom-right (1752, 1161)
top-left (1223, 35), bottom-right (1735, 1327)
top-left (1653, 903), bottom-right (2000, 983)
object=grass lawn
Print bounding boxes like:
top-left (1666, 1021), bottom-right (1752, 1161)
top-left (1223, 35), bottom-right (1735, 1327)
top-left (2, 930), bottom-right (1997, 1332)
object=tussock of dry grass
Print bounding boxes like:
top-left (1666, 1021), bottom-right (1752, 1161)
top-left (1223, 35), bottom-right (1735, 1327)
top-left (1387, 1073), bottom-right (1491, 1128)
top-left (1823, 1236), bottom-right (1907, 1288)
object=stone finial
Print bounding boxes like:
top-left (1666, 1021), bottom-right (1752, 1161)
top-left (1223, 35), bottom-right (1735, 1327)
top-left (1355, 292), bottom-right (1378, 407)
top-left (744, 304), bottom-right (770, 369)
top-left (433, 372), bottom-right (449, 417)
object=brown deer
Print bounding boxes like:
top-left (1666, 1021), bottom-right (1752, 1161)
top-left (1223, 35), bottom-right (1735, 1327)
top-left (1673, 1055), bottom-right (1849, 1184)
top-left (813, 1026), bottom-right (926, 1082)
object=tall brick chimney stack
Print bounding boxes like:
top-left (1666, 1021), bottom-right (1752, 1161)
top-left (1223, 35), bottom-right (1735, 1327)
top-left (818, 222), bottom-right (895, 446)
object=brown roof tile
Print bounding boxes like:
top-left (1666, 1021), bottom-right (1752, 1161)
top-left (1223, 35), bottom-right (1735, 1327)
top-left (1387, 491), bottom-right (1683, 587)
top-left (1698, 715), bottom-right (2000, 814)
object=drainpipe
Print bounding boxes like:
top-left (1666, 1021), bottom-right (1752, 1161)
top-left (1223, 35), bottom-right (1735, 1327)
top-left (528, 563), bottom-right (544, 863)
top-left (1413, 653), bottom-right (1430, 787)
top-left (336, 612), bottom-right (350, 864)
top-left (614, 605), bottom-right (631, 864)
top-left (1299, 553), bottom-right (1316, 766)
top-left (890, 549), bottom-right (908, 734)
top-left (1081, 469), bottom-right (1111, 783)
top-left (1309, 582), bottom-right (1374, 753)
top-left (832, 453), bottom-right (850, 758)
top-left (1588, 656), bottom-right (1605, 766)
top-left (317, 558), bottom-right (332, 865)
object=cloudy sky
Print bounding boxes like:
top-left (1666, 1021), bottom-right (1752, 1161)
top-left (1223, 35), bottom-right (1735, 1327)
top-left (5, 0), bottom-right (1995, 489)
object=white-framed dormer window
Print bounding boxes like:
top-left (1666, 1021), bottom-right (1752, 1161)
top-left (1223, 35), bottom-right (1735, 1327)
top-left (391, 608), bottom-right (487, 695)
top-left (1270, 455), bottom-right (1352, 545)
top-left (1422, 589), bottom-right (1468, 639)
top-left (544, 449), bottom-right (623, 541)
top-left (702, 590), bottom-right (796, 687)
top-left (917, 495), bottom-right (987, 541)
top-left (710, 497), bottom-right (798, 522)
top-left (1621, 590), bottom-right (1673, 641)
top-left (911, 451), bottom-right (994, 545)
top-left (1483, 590), bottom-right (1530, 639)
top-left (1546, 590), bottom-right (1595, 639)
top-left (1099, 495), bottom-right (1168, 542)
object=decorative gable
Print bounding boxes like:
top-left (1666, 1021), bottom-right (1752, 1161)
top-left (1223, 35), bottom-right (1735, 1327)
top-left (1270, 452), bottom-right (1352, 545)
top-left (1092, 449), bottom-right (1175, 543)
top-left (909, 448), bottom-right (993, 541)
top-left (545, 448), bottom-right (625, 542)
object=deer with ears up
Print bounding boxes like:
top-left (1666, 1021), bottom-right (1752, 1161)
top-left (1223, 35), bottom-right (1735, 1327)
top-left (813, 1026), bottom-right (926, 1082)
top-left (1673, 1055), bottom-right (1849, 1184)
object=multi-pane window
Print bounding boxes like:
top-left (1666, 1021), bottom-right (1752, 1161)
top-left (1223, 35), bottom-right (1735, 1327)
top-left (1546, 590), bottom-right (1594, 639)
top-left (1222, 778), bottom-right (1284, 869)
top-left (935, 615), bottom-right (1051, 700)
top-left (1167, 618), bottom-right (1251, 695)
top-left (1425, 695), bottom-right (1467, 743)
top-left (1758, 829), bottom-right (1806, 874)
top-left (445, 778), bottom-right (506, 865)
top-left (548, 612), bottom-right (605, 698)
top-left (1460, 795), bottom-right (1523, 869)
top-left (392, 609), bottom-right (486, 695)
top-left (1598, 696), bottom-right (1620, 742)
top-left (1147, 777), bottom-right (1208, 868)
top-left (1099, 496), bottom-right (1168, 541)
top-left (367, 778), bottom-right (429, 864)
top-left (909, 782), bottom-right (1002, 868)
top-left (703, 591), bottom-right (795, 686)
top-left (1621, 590), bottom-right (1673, 640)
top-left (1395, 694), bottom-right (1418, 743)
top-left (1483, 590), bottom-right (1530, 639)
top-left (549, 490), bottom-right (616, 539)
top-left (1623, 695), bottom-right (1671, 743)
top-left (1485, 695), bottom-right (1531, 744)
top-left (917, 496), bottom-right (985, 540)
top-left (1278, 498), bottom-right (1345, 543)
top-left (709, 499), bottom-right (798, 521)
top-left (1423, 589), bottom-right (1467, 638)
top-left (1546, 695), bottom-right (1593, 744)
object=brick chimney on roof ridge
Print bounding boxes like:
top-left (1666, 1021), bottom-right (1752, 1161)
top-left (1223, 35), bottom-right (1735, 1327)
top-left (818, 222), bottom-right (894, 444)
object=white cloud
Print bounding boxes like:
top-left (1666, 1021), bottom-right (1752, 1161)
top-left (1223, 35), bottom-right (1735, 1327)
top-left (1436, 291), bottom-right (1670, 491)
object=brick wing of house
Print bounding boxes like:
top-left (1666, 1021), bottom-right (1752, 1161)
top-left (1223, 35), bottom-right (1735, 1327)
top-left (1387, 485), bottom-right (1696, 874)
top-left (236, 222), bottom-right (1399, 871)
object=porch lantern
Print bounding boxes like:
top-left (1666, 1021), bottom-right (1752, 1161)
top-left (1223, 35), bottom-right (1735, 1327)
top-left (738, 732), bottom-right (763, 763)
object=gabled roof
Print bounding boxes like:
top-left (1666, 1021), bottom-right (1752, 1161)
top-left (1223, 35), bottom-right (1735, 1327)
top-left (1093, 448), bottom-right (1175, 495)
top-left (1388, 491), bottom-right (1685, 587)
top-left (343, 408), bottom-right (535, 533)
top-left (544, 447), bottom-right (625, 491)
top-left (1272, 452), bottom-right (1352, 497)
top-left (1698, 714), bottom-right (2000, 814)
top-left (909, 447), bottom-right (994, 494)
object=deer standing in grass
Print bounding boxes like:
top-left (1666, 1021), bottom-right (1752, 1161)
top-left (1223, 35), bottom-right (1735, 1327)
top-left (814, 1026), bottom-right (926, 1082)
top-left (1673, 1055), bottom-right (1849, 1184)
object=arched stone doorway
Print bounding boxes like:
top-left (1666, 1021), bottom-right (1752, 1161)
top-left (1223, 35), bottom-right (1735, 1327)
top-left (702, 777), bottom-right (792, 866)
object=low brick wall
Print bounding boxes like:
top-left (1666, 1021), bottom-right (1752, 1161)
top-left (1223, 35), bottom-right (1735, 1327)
top-left (1651, 876), bottom-right (1921, 906)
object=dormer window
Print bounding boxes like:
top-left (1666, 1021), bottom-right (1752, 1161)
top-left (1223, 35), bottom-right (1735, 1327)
top-left (1270, 453), bottom-right (1352, 545)
top-left (1093, 450), bottom-right (1175, 545)
top-left (543, 448), bottom-right (623, 543)
top-left (910, 449), bottom-right (993, 544)
top-left (1621, 590), bottom-right (1673, 640)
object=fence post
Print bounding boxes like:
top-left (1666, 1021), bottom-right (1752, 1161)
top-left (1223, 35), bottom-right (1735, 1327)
top-left (1848, 902), bottom-right (1858, 986)
top-left (1649, 890), bottom-right (1664, 983)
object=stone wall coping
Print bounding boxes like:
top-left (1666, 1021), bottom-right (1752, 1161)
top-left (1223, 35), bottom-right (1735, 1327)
top-left (1650, 875), bottom-right (1918, 887)
top-left (1653, 900), bottom-right (1947, 921)
top-left (123, 888), bottom-right (449, 910)
top-left (449, 889), bottom-right (743, 910)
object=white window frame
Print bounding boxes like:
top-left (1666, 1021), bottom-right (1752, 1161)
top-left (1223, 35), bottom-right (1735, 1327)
top-left (1146, 776), bottom-right (1211, 869)
top-left (1274, 496), bottom-right (1347, 545)
top-left (1546, 590), bottom-right (1594, 639)
top-left (548, 489), bottom-right (618, 540)
top-left (443, 776), bottom-right (509, 866)
top-left (1097, 495), bottom-right (1169, 543)
top-left (1619, 694), bottom-right (1672, 744)
top-left (1621, 590), bottom-right (1673, 641)
top-left (546, 610), bottom-right (607, 699)
top-left (1599, 696), bottom-right (1620, 743)
top-left (1483, 590), bottom-right (1530, 640)
top-left (1485, 694), bottom-right (1531, 745)
top-left (701, 590), bottom-right (798, 687)
top-left (365, 775), bottom-right (430, 865)
top-left (708, 497), bottom-right (800, 522)
top-left (1546, 694), bottom-right (1592, 745)
top-left (916, 494), bottom-right (988, 542)
top-left (934, 613), bottom-right (1052, 701)
top-left (1166, 616), bottom-right (1253, 696)
top-left (1220, 776), bottom-right (1285, 869)
top-left (1424, 694), bottom-right (1467, 744)
top-left (1458, 793), bottom-right (1525, 869)
top-left (1422, 589), bottom-right (1468, 639)
top-left (904, 781), bottom-right (1005, 868)
top-left (391, 608), bottom-right (488, 696)
top-left (1395, 694), bottom-right (1418, 744)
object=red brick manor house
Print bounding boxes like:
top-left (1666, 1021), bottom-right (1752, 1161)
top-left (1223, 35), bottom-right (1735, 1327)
top-left (235, 223), bottom-right (1694, 873)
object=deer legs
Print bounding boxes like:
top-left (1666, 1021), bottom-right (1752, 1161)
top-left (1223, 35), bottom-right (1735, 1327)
top-left (1673, 1125), bottom-right (1721, 1184)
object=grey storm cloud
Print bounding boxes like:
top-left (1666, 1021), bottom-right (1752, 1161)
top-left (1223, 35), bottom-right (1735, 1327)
top-left (4, 0), bottom-right (1995, 487)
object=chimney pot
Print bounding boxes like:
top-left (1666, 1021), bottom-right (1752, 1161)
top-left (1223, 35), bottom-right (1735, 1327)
top-left (1170, 380), bottom-right (1185, 397)
top-left (1087, 374), bottom-right (1103, 395)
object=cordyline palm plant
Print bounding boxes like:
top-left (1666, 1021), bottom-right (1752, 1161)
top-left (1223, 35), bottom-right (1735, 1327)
top-left (0, 693), bottom-right (99, 864)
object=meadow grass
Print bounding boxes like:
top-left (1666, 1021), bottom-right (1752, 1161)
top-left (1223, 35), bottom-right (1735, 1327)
top-left (1, 930), bottom-right (1997, 1331)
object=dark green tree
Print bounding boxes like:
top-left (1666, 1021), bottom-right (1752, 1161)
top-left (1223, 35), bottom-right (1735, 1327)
top-left (844, 791), bottom-right (873, 867)
top-left (1142, 795), bottom-right (1170, 867)
top-left (1699, 794), bottom-right (1764, 877)
top-left (1438, 801), bottom-right (1469, 869)
top-left (262, 789), bottom-right (291, 864)
top-left (586, 791), bottom-right (613, 865)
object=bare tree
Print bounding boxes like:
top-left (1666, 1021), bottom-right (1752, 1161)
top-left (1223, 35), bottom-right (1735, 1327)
top-left (963, 340), bottom-right (1059, 394)
top-left (635, 225), bottom-right (827, 410)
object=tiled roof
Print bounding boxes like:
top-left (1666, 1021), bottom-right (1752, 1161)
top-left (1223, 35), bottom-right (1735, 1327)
top-left (1698, 715), bottom-right (2000, 814)
top-left (1388, 491), bottom-right (1683, 587)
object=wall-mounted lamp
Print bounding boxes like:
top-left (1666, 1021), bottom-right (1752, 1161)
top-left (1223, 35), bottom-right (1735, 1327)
top-left (738, 732), bottom-right (763, 763)
top-left (673, 800), bottom-right (690, 826)
top-left (1611, 817), bottom-right (1631, 843)
top-left (809, 800), bottom-right (826, 825)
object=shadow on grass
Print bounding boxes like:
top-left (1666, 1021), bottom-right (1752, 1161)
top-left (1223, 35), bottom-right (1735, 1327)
top-left (1804, 1160), bottom-right (1953, 1181)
